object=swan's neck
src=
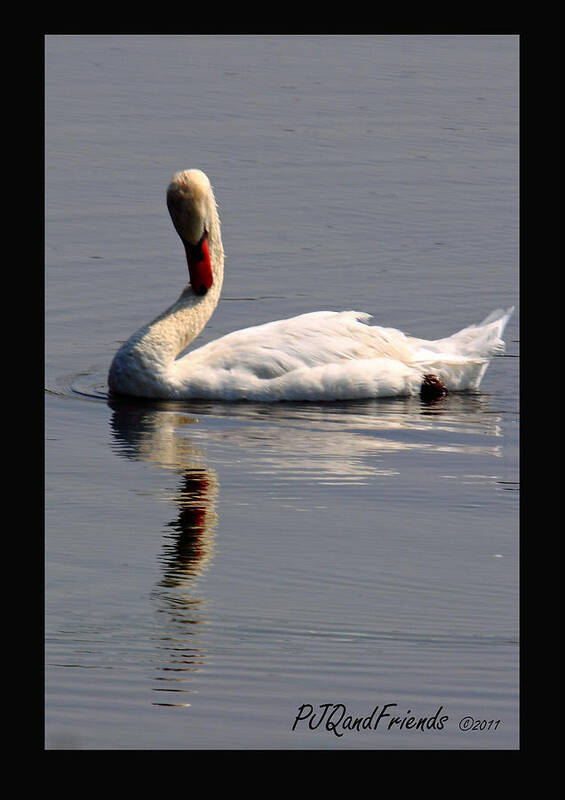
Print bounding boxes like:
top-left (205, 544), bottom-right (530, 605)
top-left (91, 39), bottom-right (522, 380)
top-left (141, 274), bottom-right (223, 362)
top-left (109, 237), bottom-right (224, 397)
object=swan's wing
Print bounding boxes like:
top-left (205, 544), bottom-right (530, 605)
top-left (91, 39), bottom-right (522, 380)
top-left (181, 310), bottom-right (418, 378)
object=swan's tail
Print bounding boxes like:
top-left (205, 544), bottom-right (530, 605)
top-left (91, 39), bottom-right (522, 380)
top-left (434, 306), bottom-right (515, 358)
top-left (409, 306), bottom-right (515, 392)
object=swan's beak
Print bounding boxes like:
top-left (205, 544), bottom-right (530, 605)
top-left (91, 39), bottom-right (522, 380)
top-left (183, 232), bottom-right (214, 296)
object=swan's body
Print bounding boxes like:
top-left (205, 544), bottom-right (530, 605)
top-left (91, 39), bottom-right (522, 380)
top-left (108, 169), bottom-right (513, 402)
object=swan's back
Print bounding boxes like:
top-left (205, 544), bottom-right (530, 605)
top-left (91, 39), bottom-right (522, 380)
top-left (166, 307), bottom-right (514, 402)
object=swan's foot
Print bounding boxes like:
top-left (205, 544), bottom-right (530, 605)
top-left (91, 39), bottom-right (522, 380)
top-left (420, 374), bottom-right (449, 402)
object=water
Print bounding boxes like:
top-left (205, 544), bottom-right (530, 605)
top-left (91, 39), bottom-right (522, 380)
top-left (45, 35), bottom-right (519, 749)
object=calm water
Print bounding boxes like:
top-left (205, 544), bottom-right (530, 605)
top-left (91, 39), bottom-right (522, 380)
top-left (45, 35), bottom-right (519, 749)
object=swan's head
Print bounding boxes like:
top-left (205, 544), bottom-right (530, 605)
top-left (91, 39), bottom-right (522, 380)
top-left (166, 169), bottom-right (217, 296)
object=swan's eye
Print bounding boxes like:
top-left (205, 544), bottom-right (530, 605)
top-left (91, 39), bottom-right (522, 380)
top-left (167, 193), bottom-right (184, 215)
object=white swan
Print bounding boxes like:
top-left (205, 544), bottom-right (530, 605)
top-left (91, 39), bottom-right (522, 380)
top-left (108, 169), bottom-right (513, 402)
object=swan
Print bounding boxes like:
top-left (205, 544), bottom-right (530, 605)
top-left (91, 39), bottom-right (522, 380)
top-left (108, 169), bottom-right (514, 402)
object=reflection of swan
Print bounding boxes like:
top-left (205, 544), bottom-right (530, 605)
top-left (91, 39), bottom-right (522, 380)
top-left (109, 400), bottom-right (219, 707)
top-left (109, 401), bottom-right (218, 583)
top-left (188, 403), bottom-right (504, 486)
top-left (108, 169), bottom-right (514, 402)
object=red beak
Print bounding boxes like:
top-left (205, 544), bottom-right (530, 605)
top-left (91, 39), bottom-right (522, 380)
top-left (184, 232), bottom-right (213, 296)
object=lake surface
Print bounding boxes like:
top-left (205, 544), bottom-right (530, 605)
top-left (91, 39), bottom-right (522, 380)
top-left (45, 34), bottom-right (519, 749)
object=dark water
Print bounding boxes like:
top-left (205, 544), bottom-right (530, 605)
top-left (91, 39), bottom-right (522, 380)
top-left (45, 35), bottom-right (519, 749)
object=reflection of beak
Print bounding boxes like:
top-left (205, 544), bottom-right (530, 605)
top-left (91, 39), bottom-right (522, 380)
top-left (161, 468), bottom-right (218, 588)
top-left (183, 232), bottom-right (213, 296)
